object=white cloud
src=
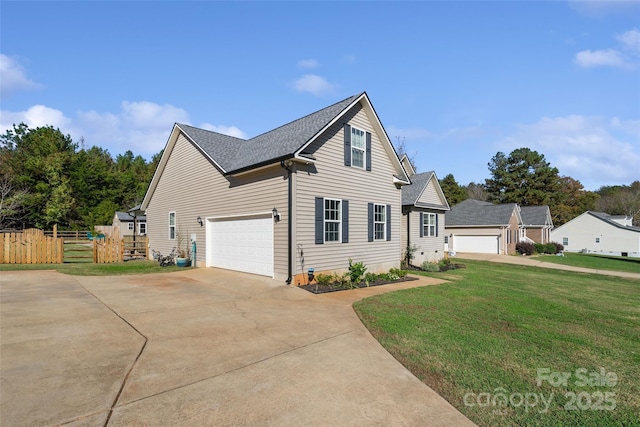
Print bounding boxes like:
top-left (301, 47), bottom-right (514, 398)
top-left (297, 59), bottom-right (319, 69)
top-left (497, 115), bottom-right (640, 189)
top-left (1, 101), bottom-right (247, 157)
top-left (574, 49), bottom-right (629, 68)
top-left (200, 123), bottom-right (247, 139)
top-left (575, 27), bottom-right (640, 69)
top-left (0, 54), bottom-right (41, 96)
top-left (617, 28), bottom-right (640, 54)
top-left (292, 74), bottom-right (335, 96)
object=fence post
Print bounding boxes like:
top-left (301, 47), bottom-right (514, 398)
top-left (53, 224), bottom-right (58, 239)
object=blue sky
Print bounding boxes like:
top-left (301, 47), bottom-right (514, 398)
top-left (1, 1), bottom-right (638, 191)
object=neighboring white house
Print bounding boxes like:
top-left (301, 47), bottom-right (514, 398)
top-left (550, 211), bottom-right (640, 258)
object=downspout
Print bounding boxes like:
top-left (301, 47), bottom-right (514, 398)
top-left (281, 160), bottom-right (293, 285)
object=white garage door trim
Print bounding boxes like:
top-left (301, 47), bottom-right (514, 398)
top-left (454, 235), bottom-right (499, 254)
top-left (206, 212), bottom-right (274, 278)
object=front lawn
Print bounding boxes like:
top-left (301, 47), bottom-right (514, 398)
top-left (354, 260), bottom-right (640, 427)
top-left (534, 252), bottom-right (640, 274)
top-left (0, 260), bottom-right (181, 276)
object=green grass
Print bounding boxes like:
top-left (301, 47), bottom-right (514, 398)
top-left (0, 260), bottom-right (181, 276)
top-left (354, 260), bottom-right (640, 427)
top-left (533, 252), bottom-right (640, 274)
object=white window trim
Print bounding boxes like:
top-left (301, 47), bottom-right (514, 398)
top-left (323, 198), bottom-right (341, 243)
top-left (563, 237), bottom-right (568, 246)
top-left (373, 203), bottom-right (386, 241)
top-left (169, 211), bottom-right (176, 240)
top-left (423, 213), bottom-right (437, 237)
top-left (139, 222), bottom-right (147, 235)
top-left (351, 126), bottom-right (366, 169)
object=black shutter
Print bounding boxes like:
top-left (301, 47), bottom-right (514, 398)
top-left (435, 213), bottom-right (439, 237)
top-left (367, 203), bottom-right (374, 242)
top-left (366, 132), bottom-right (372, 171)
top-left (342, 200), bottom-right (349, 243)
top-left (315, 197), bottom-right (324, 244)
top-left (420, 212), bottom-right (424, 238)
top-left (344, 124), bottom-right (351, 166)
top-left (386, 204), bottom-right (391, 241)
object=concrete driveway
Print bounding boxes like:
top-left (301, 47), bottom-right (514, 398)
top-left (1, 269), bottom-right (475, 427)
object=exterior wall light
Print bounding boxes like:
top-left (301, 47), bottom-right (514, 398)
top-left (197, 216), bottom-right (204, 227)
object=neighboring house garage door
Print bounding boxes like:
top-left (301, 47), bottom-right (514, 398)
top-left (454, 235), bottom-right (499, 254)
top-left (206, 214), bottom-right (274, 277)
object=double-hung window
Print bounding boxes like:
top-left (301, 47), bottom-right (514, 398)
top-left (139, 222), bottom-right (147, 235)
top-left (169, 212), bottom-right (176, 240)
top-left (128, 222), bottom-right (134, 231)
top-left (374, 204), bottom-right (386, 240)
top-left (324, 199), bottom-right (341, 242)
top-left (563, 237), bottom-right (568, 246)
top-left (351, 127), bottom-right (365, 168)
top-left (423, 213), bottom-right (437, 237)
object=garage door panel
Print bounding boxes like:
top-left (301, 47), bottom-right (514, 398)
top-left (454, 235), bottom-right (499, 254)
top-left (207, 216), bottom-right (274, 277)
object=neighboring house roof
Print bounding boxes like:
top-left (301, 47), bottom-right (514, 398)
top-left (520, 206), bottom-right (553, 227)
top-left (142, 92), bottom-right (410, 210)
top-left (114, 212), bottom-right (147, 222)
top-left (586, 211), bottom-right (640, 233)
top-left (445, 199), bottom-right (520, 226)
top-left (401, 171), bottom-right (450, 211)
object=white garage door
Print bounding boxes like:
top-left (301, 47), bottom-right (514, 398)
top-left (454, 235), bottom-right (499, 254)
top-left (206, 215), bottom-right (274, 277)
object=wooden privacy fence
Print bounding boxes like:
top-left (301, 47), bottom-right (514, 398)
top-left (93, 237), bottom-right (124, 263)
top-left (0, 231), bottom-right (64, 264)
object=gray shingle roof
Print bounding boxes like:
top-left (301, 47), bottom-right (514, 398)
top-left (177, 93), bottom-right (362, 173)
top-left (115, 212), bottom-right (146, 222)
top-left (588, 211), bottom-right (640, 232)
top-left (402, 171), bottom-right (434, 205)
top-left (520, 206), bottom-right (551, 226)
top-left (445, 199), bottom-right (517, 226)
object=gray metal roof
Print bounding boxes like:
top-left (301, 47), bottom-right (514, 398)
top-left (588, 211), bottom-right (640, 232)
top-left (177, 93), bottom-right (362, 174)
top-left (520, 206), bottom-right (551, 226)
top-left (445, 199), bottom-right (518, 226)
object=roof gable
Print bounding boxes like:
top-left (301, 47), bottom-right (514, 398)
top-left (402, 171), bottom-right (450, 211)
top-left (142, 92), bottom-right (409, 209)
top-left (520, 206), bottom-right (553, 227)
top-left (446, 199), bottom-right (520, 226)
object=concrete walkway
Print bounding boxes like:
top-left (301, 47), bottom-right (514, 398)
top-left (456, 253), bottom-right (640, 280)
top-left (0, 269), bottom-right (475, 427)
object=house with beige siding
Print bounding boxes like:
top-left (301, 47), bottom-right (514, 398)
top-left (112, 211), bottom-right (147, 237)
top-left (445, 199), bottom-right (522, 255)
top-left (141, 92), bottom-right (411, 283)
top-left (400, 160), bottom-right (450, 264)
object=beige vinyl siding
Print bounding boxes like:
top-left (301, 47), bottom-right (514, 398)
top-left (145, 133), bottom-right (288, 278)
top-left (293, 103), bottom-right (402, 275)
top-left (405, 210), bottom-right (445, 264)
top-left (417, 179), bottom-right (446, 206)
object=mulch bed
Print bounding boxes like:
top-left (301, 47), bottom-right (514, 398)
top-left (299, 276), bottom-right (419, 294)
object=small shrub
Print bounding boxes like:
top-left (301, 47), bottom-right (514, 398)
top-left (543, 243), bottom-right (557, 254)
top-left (534, 243), bottom-right (545, 254)
top-left (421, 261), bottom-right (440, 272)
top-left (377, 273), bottom-right (390, 281)
top-left (348, 258), bottom-right (367, 284)
top-left (387, 272), bottom-right (400, 281)
top-left (389, 267), bottom-right (407, 279)
top-left (315, 273), bottom-right (334, 287)
top-left (403, 244), bottom-right (418, 267)
top-left (516, 241), bottom-right (535, 255)
top-left (552, 241), bottom-right (564, 253)
top-left (364, 272), bottom-right (378, 286)
top-left (337, 272), bottom-right (355, 289)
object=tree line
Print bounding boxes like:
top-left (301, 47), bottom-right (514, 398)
top-left (438, 147), bottom-right (639, 226)
top-left (1, 124), bottom-right (637, 230)
top-left (0, 124), bottom-right (160, 230)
